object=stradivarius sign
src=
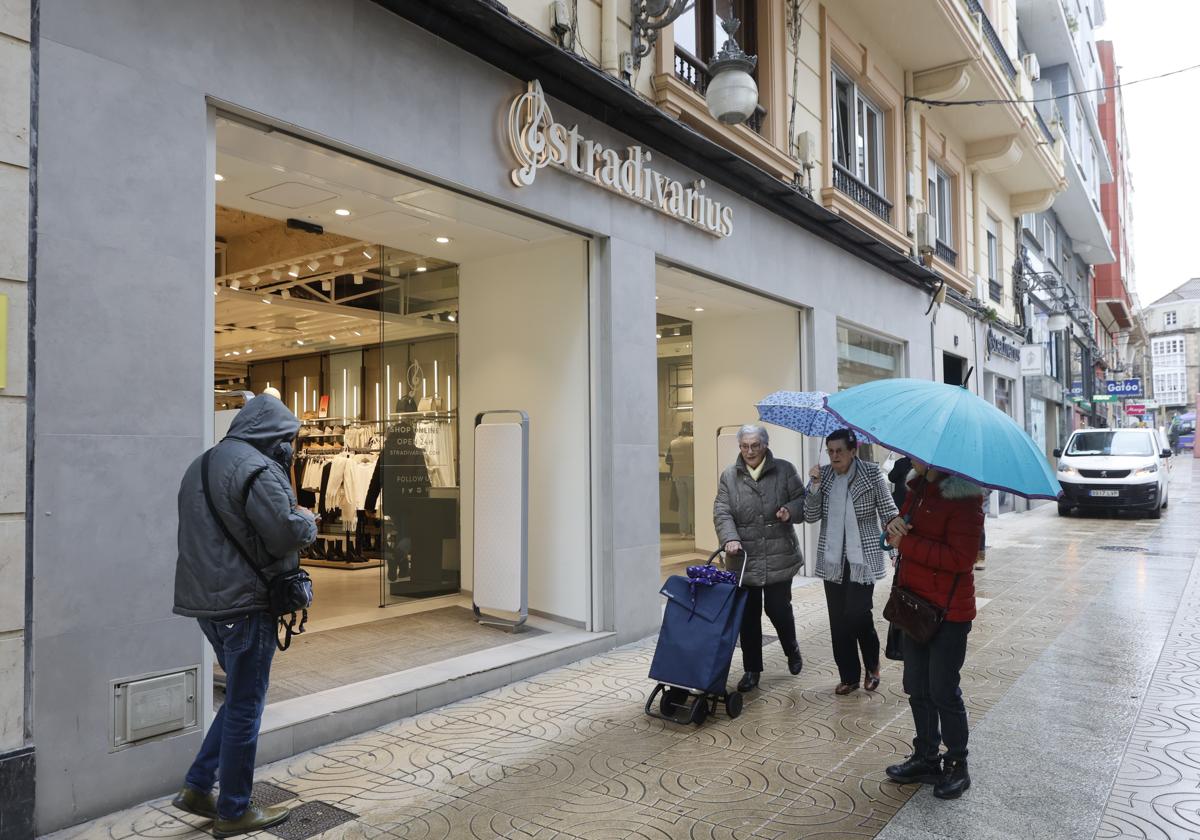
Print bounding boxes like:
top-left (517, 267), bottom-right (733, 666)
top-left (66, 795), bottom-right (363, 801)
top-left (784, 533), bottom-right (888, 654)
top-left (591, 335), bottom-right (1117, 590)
top-left (507, 80), bottom-right (734, 237)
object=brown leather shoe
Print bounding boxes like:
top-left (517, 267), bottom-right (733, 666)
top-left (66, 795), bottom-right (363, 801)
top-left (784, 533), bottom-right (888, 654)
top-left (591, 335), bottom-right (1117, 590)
top-left (864, 669), bottom-right (881, 692)
top-left (834, 682), bottom-right (859, 695)
top-left (170, 786), bottom-right (217, 820)
top-left (212, 803), bottom-right (290, 838)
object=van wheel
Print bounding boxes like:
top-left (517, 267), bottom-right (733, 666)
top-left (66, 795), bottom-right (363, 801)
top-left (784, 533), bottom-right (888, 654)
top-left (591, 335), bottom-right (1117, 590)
top-left (1057, 503), bottom-right (1072, 517)
top-left (1148, 503), bottom-right (1163, 520)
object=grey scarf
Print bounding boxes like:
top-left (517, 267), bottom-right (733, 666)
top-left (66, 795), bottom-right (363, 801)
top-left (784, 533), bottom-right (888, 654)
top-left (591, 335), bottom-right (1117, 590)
top-left (823, 462), bottom-right (865, 583)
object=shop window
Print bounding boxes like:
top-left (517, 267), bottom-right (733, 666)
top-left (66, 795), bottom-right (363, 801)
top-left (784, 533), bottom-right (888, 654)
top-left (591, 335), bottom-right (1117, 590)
top-left (832, 66), bottom-right (888, 219)
top-left (837, 324), bottom-right (903, 390)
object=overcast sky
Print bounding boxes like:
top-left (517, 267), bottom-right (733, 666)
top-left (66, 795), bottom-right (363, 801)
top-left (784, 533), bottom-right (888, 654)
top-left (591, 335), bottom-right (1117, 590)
top-left (1097, 1), bottom-right (1200, 306)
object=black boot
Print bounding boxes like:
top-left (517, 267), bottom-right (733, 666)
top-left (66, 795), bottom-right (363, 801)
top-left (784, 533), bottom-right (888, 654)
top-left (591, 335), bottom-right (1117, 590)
top-left (934, 759), bottom-right (970, 799)
top-left (737, 671), bottom-right (760, 692)
top-left (885, 753), bottom-right (943, 785)
top-left (786, 647), bottom-right (803, 676)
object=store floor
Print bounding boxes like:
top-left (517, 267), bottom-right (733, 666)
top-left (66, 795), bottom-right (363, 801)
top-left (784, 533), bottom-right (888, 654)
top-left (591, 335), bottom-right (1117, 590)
top-left (267, 607), bottom-right (546, 703)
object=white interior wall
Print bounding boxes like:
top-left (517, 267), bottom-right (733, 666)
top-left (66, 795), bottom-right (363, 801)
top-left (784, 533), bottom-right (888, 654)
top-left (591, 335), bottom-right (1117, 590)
top-left (459, 238), bottom-right (591, 624)
top-left (691, 308), bottom-right (804, 558)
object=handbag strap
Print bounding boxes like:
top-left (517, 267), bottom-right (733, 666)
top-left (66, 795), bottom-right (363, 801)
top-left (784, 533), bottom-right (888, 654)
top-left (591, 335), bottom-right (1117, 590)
top-left (200, 447), bottom-right (272, 588)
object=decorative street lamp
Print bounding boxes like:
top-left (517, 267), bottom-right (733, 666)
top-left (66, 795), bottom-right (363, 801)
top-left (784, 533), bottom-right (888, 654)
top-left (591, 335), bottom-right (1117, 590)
top-left (630, 1), bottom-right (693, 69)
top-left (705, 12), bottom-right (758, 125)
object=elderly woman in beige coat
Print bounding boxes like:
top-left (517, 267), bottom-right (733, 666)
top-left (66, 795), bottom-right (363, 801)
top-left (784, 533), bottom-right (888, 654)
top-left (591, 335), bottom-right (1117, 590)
top-left (714, 424), bottom-right (806, 693)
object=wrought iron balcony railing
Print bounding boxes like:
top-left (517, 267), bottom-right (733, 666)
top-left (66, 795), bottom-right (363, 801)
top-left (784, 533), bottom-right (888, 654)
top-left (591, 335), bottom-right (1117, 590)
top-left (989, 279), bottom-right (1003, 302)
top-left (832, 163), bottom-right (893, 224)
top-left (965, 0), bottom-right (1017, 81)
top-left (936, 239), bottom-right (958, 266)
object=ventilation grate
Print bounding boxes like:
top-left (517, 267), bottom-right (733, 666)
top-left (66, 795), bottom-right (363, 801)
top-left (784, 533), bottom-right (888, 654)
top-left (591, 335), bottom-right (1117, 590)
top-left (266, 802), bottom-right (355, 839)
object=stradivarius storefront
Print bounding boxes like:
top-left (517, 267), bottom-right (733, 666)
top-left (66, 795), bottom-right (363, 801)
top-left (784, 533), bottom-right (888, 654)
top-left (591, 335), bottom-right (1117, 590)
top-left (27, 1), bottom-right (939, 831)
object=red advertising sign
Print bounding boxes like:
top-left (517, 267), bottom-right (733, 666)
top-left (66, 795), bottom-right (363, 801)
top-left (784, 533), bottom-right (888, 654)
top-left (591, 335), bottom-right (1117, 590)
top-left (1125, 403), bottom-right (1145, 416)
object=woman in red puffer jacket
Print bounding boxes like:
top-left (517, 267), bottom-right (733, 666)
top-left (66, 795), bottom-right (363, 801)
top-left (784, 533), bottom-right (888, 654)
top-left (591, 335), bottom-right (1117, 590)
top-left (882, 460), bottom-right (985, 801)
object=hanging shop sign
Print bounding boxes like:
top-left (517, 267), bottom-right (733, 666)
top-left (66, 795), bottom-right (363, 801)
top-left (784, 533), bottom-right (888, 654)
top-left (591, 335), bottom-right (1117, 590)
top-left (507, 80), bottom-right (734, 238)
top-left (1126, 403), bottom-right (1146, 416)
top-left (1105, 378), bottom-right (1143, 398)
top-left (1020, 344), bottom-right (1046, 376)
top-left (986, 329), bottom-right (1021, 363)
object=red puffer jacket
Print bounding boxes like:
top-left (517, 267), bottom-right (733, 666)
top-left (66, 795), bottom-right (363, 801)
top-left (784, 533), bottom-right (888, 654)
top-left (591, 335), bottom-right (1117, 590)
top-left (897, 472), bottom-right (985, 622)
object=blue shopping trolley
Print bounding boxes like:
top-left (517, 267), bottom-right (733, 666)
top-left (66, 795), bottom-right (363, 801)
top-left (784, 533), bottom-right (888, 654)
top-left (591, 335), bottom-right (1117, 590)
top-left (645, 548), bottom-right (748, 726)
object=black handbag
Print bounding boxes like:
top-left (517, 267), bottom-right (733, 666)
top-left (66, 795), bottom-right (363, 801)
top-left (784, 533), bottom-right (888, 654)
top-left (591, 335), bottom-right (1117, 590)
top-left (884, 621), bottom-right (904, 661)
top-left (883, 556), bottom-right (959, 645)
top-left (201, 448), bottom-right (314, 651)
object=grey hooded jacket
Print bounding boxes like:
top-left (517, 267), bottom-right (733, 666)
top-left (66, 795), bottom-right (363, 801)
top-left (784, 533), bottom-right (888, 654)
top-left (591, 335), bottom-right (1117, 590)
top-left (173, 395), bottom-right (317, 620)
top-left (713, 451), bottom-right (806, 587)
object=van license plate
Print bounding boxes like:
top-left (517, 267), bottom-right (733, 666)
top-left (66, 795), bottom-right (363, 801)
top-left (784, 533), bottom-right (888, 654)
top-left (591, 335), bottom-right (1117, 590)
top-left (1089, 489), bottom-right (1120, 497)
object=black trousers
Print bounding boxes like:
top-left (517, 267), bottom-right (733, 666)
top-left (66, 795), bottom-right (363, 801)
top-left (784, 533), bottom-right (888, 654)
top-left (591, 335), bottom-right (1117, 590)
top-left (903, 620), bottom-right (971, 762)
top-left (823, 559), bottom-right (880, 685)
top-left (740, 580), bottom-right (799, 673)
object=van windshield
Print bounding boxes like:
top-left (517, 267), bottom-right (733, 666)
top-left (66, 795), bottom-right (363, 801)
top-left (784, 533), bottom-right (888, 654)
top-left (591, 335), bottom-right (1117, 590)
top-left (1066, 432), bottom-right (1154, 457)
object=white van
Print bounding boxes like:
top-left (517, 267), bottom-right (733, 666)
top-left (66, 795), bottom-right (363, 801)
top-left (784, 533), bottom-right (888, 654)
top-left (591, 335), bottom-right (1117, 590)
top-left (1054, 428), bottom-right (1172, 518)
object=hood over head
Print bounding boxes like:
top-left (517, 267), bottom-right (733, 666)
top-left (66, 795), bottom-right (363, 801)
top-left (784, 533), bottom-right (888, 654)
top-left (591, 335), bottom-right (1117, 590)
top-left (225, 394), bottom-right (301, 456)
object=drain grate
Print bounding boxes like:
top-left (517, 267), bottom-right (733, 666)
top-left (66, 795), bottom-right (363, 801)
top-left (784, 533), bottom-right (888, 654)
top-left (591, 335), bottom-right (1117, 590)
top-left (1098, 545), bottom-right (1149, 553)
top-left (1097, 545), bottom-right (1195, 558)
top-left (251, 781), bottom-right (298, 807)
top-left (266, 802), bottom-right (355, 840)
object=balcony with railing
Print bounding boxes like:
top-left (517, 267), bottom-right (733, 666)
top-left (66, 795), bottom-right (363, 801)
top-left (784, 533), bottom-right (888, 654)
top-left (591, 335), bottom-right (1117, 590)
top-left (936, 240), bottom-right (959, 267)
top-left (832, 163), bottom-right (893, 224)
top-left (965, 0), bottom-right (1017, 80)
top-left (989, 279), bottom-right (1003, 302)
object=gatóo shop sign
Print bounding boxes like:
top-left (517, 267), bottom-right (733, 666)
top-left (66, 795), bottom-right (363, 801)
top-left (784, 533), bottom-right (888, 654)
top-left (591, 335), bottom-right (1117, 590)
top-left (1105, 379), bottom-right (1143, 398)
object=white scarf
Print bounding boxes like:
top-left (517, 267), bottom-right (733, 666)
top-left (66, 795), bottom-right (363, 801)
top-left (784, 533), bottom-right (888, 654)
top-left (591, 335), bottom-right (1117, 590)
top-left (824, 461), bottom-right (865, 582)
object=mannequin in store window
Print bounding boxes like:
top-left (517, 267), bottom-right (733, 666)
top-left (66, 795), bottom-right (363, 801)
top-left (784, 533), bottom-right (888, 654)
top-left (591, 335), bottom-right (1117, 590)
top-left (666, 421), bottom-right (695, 539)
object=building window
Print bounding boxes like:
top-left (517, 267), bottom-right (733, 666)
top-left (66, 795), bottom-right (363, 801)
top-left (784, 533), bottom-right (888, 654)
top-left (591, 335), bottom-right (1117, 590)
top-left (1044, 220), bottom-right (1057, 265)
top-left (838, 324), bottom-right (903, 389)
top-left (833, 67), bottom-right (886, 194)
top-left (986, 216), bottom-right (1001, 302)
top-left (1166, 311), bottom-right (1178, 327)
top-left (674, 0), bottom-right (758, 65)
top-left (1021, 213), bottom-right (1037, 235)
top-left (928, 160), bottom-right (955, 248)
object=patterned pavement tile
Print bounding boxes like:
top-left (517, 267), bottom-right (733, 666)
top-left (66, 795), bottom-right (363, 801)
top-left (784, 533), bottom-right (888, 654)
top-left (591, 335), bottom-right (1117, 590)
top-left (258, 753), bottom-right (397, 804)
top-left (41, 807), bottom-right (209, 840)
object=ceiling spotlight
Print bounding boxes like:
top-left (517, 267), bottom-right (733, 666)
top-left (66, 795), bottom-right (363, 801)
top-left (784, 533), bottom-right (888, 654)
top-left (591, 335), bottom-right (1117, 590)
top-left (224, 352), bottom-right (231, 357)
top-left (213, 289), bottom-right (219, 296)
top-left (271, 269), bottom-right (282, 280)
top-left (244, 348), bottom-right (253, 354)
top-left (352, 330), bottom-right (362, 337)
top-left (307, 260), bottom-right (321, 272)
top-left (362, 249), bottom-right (374, 260)
top-left (214, 173), bottom-right (225, 182)
top-left (281, 288), bottom-right (291, 299)
top-left (296, 339), bottom-right (305, 346)
top-left (249, 274), bottom-right (262, 286)
top-left (447, 313), bottom-right (457, 322)
top-left (656, 332), bottom-right (662, 339)
top-left (229, 278), bottom-right (241, 290)
top-left (389, 265), bottom-right (400, 278)
top-left (693, 307), bottom-right (704, 312)
top-left (333, 254), bottom-right (345, 267)
top-left (271, 164), bottom-right (286, 173)
top-left (232, 350), bottom-right (240, 356)
top-left (434, 236), bottom-right (451, 244)
top-left (322, 279), bottom-right (333, 292)
top-left (288, 265), bottom-right (300, 277)
top-left (416, 261), bottom-right (428, 273)
top-left (329, 334), bottom-right (337, 341)
top-left (353, 273), bottom-right (363, 285)
top-left (262, 297), bottom-right (272, 305)
top-left (334, 208), bottom-right (352, 217)
top-left (655, 295), bottom-right (660, 300)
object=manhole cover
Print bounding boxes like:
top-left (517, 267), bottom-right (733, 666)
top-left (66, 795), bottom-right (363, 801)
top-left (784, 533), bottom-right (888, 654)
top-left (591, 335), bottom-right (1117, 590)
top-left (251, 781), bottom-right (297, 807)
top-left (266, 802), bottom-right (355, 840)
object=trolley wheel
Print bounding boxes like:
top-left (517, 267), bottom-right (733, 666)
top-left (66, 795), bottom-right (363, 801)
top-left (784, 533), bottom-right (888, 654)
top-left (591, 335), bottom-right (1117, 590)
top-left (660, 687), bottom-right (687, 717)
top-left (690, 697), bottom-right (709, 726)
top-left (725, 691), bottom-right (744, 719)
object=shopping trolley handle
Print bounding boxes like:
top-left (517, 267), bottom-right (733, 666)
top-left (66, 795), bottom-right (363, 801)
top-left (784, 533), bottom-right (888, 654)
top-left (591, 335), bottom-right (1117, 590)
top-left (707, 547), bottom-right (749, 588)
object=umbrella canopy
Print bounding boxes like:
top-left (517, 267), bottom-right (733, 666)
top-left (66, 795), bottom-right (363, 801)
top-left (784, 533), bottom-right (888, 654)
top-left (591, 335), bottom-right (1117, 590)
top-left (824, 379), bottom-right (1061, 500)
top-left (756, 390), bottom-right (846, 438)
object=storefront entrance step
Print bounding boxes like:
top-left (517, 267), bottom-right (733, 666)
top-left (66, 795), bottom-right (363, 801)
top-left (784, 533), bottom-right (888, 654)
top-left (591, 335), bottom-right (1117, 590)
top-left (254, 626), bottom-right (617, 767)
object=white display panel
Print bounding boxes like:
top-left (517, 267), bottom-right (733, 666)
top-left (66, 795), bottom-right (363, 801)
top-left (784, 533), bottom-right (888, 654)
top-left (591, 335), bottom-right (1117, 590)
top-left (716, 427), bottom-right (740, 477)
top-left (473, 420), bottom-right (528, 622)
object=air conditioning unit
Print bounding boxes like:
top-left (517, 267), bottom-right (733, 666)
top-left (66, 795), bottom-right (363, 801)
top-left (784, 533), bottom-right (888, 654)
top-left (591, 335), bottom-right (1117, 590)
top-left (973, 273), bottom-right (988, 302)
top-left (1021, 53), bottom-right (1041, 81)
top-left (916, 212), bottom-right (936, 255)
top-left (793, 130), bottom-right (817, 170)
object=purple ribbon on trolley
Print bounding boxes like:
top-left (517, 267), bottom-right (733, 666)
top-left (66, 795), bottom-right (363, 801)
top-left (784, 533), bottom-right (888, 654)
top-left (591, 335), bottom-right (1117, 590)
top-left (684, 565), bottom-right (738, 619)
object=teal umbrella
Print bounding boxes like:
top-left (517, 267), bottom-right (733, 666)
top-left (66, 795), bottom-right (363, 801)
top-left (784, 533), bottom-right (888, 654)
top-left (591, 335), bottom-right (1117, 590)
top-left (824, 379), bottom-right (1061, 500)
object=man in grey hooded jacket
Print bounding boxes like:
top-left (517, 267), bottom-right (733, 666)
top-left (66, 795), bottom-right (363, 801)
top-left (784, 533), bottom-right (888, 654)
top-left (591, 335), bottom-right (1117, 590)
top-left (171, 394), bottom-right (317, 837)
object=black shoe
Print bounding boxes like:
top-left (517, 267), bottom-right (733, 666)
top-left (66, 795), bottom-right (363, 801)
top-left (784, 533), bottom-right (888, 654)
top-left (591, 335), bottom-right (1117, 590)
top-left (737, 671), bottom-right (760, 692)
top-left (934, 759), bottom-right (971, 799)
top-left (787, 648), bottom-right (803, 676)
top-left (212, 803), bottom-right (290, 838)
top-left (170, 785), bottom-right (217, 819)
top-left (885, 753), bottom-right (943, 785)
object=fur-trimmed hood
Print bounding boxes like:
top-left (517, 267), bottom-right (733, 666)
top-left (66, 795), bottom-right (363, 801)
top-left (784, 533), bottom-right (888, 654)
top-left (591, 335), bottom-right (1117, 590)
top-left (907, 469), bottom-right (986, 500)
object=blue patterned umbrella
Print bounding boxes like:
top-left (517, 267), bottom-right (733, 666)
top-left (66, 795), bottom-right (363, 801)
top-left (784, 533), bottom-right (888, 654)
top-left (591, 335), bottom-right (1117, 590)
top-left (756, 390), bottom-right (848, 438)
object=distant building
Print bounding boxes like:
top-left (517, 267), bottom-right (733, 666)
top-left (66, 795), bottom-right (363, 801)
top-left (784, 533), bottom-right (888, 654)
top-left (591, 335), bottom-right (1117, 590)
top-left (1145, 279), bottom-right (1200, 416)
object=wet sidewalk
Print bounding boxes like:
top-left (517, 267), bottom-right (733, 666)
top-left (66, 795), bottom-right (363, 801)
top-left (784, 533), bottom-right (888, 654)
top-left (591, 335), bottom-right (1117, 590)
top-left (47, 463), bottom-right (1200, 840)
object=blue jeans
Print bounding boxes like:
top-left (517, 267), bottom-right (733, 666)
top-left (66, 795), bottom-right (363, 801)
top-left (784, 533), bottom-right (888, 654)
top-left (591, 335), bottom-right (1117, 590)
top-left (902, 620), bottom-right (971, 762)
top-left (185, 613), bottom-right (276, 820)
